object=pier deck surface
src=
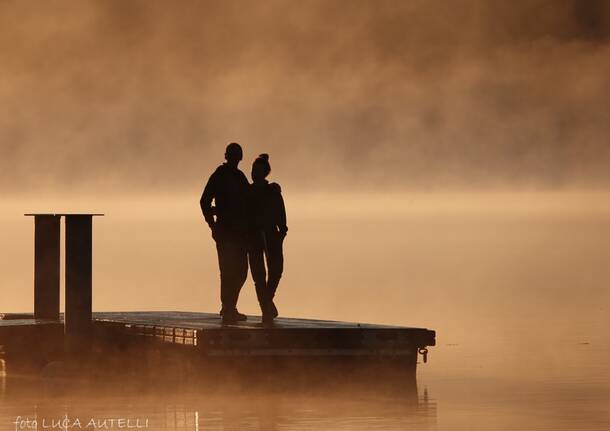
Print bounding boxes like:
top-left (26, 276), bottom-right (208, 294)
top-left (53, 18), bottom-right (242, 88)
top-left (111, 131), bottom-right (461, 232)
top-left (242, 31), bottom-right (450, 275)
top-left (93, 311), bottom-right (428, 330)
top-left (1, 311), bottom-right (435, 339)
top-left (1, 311), bottom-right (435, 360)
top-left (94, 311), bottom-right (435, 355)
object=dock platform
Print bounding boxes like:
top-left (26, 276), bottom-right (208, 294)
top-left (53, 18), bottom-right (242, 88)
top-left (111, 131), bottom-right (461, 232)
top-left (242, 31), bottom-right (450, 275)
top-left (0, 311), bottom-right (435, 381)
top-left (94, 311), bottom-right (435, 356)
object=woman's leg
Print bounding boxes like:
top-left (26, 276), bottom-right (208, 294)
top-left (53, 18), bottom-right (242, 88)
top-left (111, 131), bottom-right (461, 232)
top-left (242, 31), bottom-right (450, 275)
top-left (248, 234), bottom-right (268, 311)
top-left (265, 232), bottom-right (284, 303)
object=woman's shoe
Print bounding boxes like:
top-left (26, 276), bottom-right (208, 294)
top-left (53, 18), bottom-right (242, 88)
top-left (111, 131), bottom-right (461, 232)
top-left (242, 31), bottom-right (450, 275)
top-left (268, 300), bottom-right (279, 318)
top-left (262, 313), bottom-right (275, 324)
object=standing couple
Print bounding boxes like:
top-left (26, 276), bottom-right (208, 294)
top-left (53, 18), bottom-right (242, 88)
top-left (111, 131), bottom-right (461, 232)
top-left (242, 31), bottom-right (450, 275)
top-left (200, 143), bottom-right (287, 324)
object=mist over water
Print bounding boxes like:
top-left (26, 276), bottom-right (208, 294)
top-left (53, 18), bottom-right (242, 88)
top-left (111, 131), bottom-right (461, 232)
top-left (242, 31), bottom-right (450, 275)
top-left (1, 0), bottom-right (610, 191)
top-left (2, 0), bottom-right (610, 429)
top-left (1, 192), bottom-right (609, 429)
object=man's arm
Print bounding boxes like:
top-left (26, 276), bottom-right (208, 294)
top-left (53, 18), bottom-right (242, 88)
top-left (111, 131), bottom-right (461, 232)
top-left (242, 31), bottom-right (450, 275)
top-left (200, 171), bottom-right (218, 228)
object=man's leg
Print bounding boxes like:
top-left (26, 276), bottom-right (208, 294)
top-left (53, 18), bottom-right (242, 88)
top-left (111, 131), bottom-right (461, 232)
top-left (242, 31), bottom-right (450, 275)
top-left (217, 237), bottom-right (249, 322)
top-left (232, 238), bottom-right (249, 309)
top-left (216, 240), bottom-right (236, 314)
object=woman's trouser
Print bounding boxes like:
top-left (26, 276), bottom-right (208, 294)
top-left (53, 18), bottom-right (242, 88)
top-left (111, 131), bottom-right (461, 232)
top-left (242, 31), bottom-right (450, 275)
top-left (249, 230), bottom-right (284, 309)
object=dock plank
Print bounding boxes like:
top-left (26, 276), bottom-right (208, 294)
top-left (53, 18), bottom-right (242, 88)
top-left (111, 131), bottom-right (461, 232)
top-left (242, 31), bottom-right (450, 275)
top-left (92, 311), bottom-right (436, 354)
top-left (1, 311), bottom-right (435, 370)
top-left (92, 311), bottom-right (421, 330)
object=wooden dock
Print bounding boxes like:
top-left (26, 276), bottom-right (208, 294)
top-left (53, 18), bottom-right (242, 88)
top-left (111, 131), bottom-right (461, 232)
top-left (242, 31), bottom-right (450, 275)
top-left (1, 213), bottom-right (436, 389)
top-left (0, 311), bottom-right (435, 384)
top-left (95, 311), bottom-right (434, 357)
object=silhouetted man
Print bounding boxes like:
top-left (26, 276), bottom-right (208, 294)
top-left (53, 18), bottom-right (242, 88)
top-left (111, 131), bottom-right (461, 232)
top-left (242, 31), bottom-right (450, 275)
top-left (200, 143), bottom-right (250, 323)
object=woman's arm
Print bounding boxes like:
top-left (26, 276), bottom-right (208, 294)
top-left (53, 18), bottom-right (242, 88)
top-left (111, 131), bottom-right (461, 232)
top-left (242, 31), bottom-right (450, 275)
top-left (271, 183), bottom-right (288, 236)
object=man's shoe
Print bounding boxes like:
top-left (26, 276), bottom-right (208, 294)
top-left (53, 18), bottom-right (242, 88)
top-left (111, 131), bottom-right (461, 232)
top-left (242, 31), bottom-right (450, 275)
top-left (221, 316), bottom-right (234, 324)
top-left (234, 311), bottom-right (247, 321)
top-left (220, 308), bottom-right (246, 318)
top-left (222, 310), bottom-right (247, 324)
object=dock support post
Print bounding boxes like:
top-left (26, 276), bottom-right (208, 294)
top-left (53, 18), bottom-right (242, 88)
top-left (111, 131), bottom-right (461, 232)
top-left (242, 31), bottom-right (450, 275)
top-left (65, 215), bottom-right (93, 338)
top-left (34, 215), bottom-right (60, 320)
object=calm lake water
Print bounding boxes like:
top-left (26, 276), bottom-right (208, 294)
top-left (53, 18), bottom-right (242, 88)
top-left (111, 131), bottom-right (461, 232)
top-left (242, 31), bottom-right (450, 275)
top-left (1, 192), bottom-right (609, 430)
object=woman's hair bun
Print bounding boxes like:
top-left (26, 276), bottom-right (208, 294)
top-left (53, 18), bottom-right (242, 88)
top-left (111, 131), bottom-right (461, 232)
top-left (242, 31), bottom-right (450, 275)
top-left (253, 153), bottom-right (271, 176)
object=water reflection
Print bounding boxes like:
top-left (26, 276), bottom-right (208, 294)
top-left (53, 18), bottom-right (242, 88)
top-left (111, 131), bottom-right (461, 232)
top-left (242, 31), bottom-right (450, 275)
top-left (0, 374), bottom-right (436, 430)
top-left (0, 359), bottom-right (6, 398)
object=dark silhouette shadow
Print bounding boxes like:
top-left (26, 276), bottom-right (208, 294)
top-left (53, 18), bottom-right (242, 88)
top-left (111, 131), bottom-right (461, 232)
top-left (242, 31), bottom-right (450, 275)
top-left (247, 154), bottom-right (288, 323)
top-left (200, 143), bottom-right (250, 324)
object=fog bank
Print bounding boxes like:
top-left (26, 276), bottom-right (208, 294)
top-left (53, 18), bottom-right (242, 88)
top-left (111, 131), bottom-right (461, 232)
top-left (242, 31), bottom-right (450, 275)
top-left (1, 0), bottom-right (609, 192)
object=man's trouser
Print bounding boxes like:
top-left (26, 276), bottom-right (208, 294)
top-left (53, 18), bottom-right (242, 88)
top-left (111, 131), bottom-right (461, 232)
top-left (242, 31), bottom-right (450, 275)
top-left (215, 233), bottom-right (248, 313)
top-left (249, 230), bottom-right (284, 309)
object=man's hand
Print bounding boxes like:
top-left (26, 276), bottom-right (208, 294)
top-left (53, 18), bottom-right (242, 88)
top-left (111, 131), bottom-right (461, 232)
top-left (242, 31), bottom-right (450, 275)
top-left (209, 222), bottom-right (220, 242)
top-left (278, 226), bottom-right (288, 240)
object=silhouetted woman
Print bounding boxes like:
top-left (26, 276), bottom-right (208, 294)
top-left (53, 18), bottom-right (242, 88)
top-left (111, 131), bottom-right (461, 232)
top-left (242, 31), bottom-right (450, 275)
top-left (248, 154), bottom-right (287, 323)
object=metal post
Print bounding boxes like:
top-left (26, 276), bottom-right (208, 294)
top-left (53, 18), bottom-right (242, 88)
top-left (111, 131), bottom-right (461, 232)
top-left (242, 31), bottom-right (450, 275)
top-left (65, 215), bottom-right (93, 337)
top-left (33, 215), bottom-right (61, 320)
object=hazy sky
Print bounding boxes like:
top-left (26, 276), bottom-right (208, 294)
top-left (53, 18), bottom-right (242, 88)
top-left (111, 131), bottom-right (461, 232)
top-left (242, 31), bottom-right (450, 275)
top-left (1, 0), bottom-right (609, 192)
